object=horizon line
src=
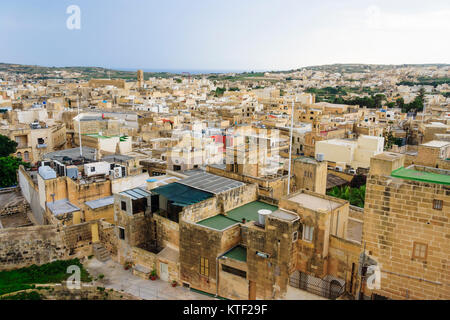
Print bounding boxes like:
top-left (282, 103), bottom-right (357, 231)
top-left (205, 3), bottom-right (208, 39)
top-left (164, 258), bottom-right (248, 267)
top-left (1, 61), bottom-right (449, 75)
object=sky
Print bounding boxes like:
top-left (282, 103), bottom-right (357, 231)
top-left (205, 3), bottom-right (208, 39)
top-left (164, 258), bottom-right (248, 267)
top-left (1, 0), bottom-right (449, 72)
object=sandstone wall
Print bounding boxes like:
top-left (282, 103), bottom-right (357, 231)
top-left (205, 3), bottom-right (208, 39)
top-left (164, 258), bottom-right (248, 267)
top-left (363, 174), bottom-right (450, 300)
top-left (0, 220), bottom-right (114, 270)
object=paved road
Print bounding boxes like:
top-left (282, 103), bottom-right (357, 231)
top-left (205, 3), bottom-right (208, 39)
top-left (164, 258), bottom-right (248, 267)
top-left (85, 258), bottom-right (214, 300)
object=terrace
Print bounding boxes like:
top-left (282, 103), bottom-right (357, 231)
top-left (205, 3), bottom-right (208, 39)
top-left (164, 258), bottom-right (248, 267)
top-left (391, 165), bottom-right (450, 185)
top-left (196, 200), bottom-right (278, 231)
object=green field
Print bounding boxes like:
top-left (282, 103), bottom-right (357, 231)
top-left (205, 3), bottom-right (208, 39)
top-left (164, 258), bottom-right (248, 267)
top-left (0, 258), bottom-right (91, 297)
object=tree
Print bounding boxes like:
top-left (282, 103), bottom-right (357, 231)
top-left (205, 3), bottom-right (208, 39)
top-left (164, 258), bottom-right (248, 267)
top-left (214, 87), bottom-right (226, 97)
top-left (396, 97), bottom-right (405, 109)
top-left (399, 89), bottom-right (425, 113)
top-left (373, 94), bottom-right (386, 109)
top-left (386, 102), bottom-right (395, 108)
top-left (384, 131), bottom-right (395, 150)
top-left (0, 134), bottom-right (18, 157)
top-left (349, 185), bottom-right (365, 208)
top-left (327, 185), bottom-right (366, 208)
top-left (0, 156), bottom-right (28, 188)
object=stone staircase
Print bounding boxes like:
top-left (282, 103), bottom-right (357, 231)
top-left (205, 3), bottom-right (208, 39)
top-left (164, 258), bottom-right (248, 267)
top-left (93, 243), bottom-right (110, 262)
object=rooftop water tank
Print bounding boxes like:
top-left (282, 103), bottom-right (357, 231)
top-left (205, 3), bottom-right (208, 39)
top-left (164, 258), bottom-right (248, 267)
top-left (38, 166), bottom-right (57, 180)
top-left (258, 209), bottom-right (272, 226)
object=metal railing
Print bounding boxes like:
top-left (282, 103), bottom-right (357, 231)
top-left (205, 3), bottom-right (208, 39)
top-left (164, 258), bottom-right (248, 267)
top-left (289, 271), bottom-right (345, 300)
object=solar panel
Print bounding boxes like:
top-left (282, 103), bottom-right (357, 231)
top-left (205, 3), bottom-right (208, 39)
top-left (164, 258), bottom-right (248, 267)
top-left (177, 172), bottom-right (244, 194)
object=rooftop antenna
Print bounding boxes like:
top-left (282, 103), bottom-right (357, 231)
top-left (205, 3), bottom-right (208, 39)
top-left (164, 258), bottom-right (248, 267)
top-left (77, 95), bottom-right (83, 157)
top-left (287, 99), bottom-right (295, 195)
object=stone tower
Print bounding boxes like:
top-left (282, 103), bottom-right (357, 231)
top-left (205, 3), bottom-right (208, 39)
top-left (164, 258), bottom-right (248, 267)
top-left (293, 156), bottom-right (327, 194)
top-left (137, 69), bottom-right (144, 88)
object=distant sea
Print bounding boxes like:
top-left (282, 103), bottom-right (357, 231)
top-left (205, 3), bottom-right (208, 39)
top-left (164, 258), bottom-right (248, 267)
top-left (114, 68), bottom-right (262, 75)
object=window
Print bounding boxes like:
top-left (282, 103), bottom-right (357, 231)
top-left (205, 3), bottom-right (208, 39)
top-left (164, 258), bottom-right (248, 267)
top-left (121, 201), bottom-right (127, 211)
top-left (292, 231), bottom-right (298, 242)
top-left (200, 257), bottom-right (209, 277)
top-left (303, 225), bottom-right (314, 242)
top-left (91, 167), bottom-right (95, 172)
top-left (119, 227), bottom-right (125, 240)
top-left (412, 242), bottom-right (427, 260)
top-left (37, 138), bottom-right (44, 145)
top-left (24, 151), bottom-right (29, 161)
top-left (433, 199), bottom-right (443, 210)
top-left (222, 265), bottom-right (246, 278)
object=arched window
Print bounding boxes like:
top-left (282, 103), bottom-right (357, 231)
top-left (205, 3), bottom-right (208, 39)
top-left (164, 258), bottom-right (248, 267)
top-left (24, 151), bottom-right (29, 161)
top-left (17, 152), bottom-right (22, 158)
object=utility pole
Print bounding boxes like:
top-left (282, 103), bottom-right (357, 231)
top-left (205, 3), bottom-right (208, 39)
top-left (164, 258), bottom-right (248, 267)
top-left (77, 95), bottom-right (83, 157)
top-left (287, 100), bottom-right (295, 195)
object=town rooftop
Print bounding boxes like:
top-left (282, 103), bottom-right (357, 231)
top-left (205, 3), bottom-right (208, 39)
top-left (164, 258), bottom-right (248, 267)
top-left (391, 166), bottom-right (450, 185)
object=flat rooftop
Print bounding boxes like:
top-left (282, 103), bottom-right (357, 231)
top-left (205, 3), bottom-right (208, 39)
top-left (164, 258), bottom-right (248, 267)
top-left (294, 156), bottom-right (320, 165)
top-left (226, 201), bottom-right (278, 223)
top-left (317, 139), bottom-right (356, 147)
top-left (196, 200), bottom-right (278, 231)
top-left (47, 199), bottom-right (80, 216)
top-left (84, 133), bottom-right (118, 139)
top-left (102, 154), bottom-right (133, 162)
top-left (196, 214), bottom-right (238, 231)
top-left (270, 209), bottom-right (298, 221)
top-left (223, 246), bottom-right (247, 262)
top-left (421, 140), bottom-right (450, 148)
top-left (44, 146), bottom-right (97, 162)
top-left (391, 166), bottom-right (450, 185)
top-left (288, 193), bottom-right (342, 212)
top-left (85, 196), bottom-right (114, 209)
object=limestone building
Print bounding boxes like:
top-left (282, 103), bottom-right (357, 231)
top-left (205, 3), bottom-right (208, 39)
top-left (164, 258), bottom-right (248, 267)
top-left (362, 152), bottom-right (450, 300)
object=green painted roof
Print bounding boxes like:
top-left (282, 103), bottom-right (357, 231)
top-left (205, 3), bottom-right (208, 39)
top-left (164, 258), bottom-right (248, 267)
top-left (83, 133), bottom-right (114, 139)
top-left (197, 215), bottom-right (238, 230)
top-left (391, 167), bottom-right (450, 185)
top-left (223, 246), bottom-right (247, 262)
top-left (196, 201), bottom-right (278, 231)
top-left (226, 201), bottom-right (278, 223)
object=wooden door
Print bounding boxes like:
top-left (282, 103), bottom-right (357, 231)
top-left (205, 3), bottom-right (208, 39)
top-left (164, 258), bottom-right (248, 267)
top-left (249, 281), bottom-right (256, 300)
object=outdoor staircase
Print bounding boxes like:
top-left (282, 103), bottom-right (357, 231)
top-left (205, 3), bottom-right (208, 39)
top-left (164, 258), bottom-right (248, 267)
top-left (93, 243), bottom-right (110, 262)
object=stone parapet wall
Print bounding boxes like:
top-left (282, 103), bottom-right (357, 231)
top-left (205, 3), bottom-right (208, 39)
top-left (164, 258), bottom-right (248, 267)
top-left (0, 283), bottom-right (138, 300)
top-left (0, 220), bottom-right (116, 271)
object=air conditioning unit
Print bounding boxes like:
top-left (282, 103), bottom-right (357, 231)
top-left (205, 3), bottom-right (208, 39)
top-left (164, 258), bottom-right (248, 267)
top-left (113, 167), bottom-right (122, 179)
top-left (335, 166), bottom-right (343, 172)
top-left (316, 153), bottom-right (324, 162)
top-left (41, 160), bottom-right (52, 167)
